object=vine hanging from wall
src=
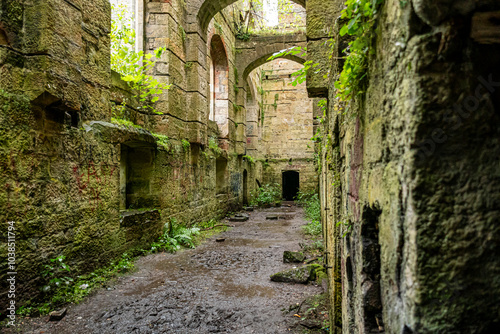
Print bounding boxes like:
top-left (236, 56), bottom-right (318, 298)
top-left (334, 0), bottom-right (384, 101)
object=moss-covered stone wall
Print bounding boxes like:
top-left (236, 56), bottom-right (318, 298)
top-left (244, 58), bottom-right (317, 196)
top-left (311, 0), bottom-right (500, 333)
top-left (0, 0), bottom-right (258, 311)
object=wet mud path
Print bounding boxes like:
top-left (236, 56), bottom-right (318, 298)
top-left (15, 205), bottom-right (322, 333)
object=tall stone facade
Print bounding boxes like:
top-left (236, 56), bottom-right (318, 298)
top-left (0, 0), bottom-right (316, 311)
top-left (246, 59), bottom-right (318, 195)
top-left (308, 0), bottom-right (500, 333)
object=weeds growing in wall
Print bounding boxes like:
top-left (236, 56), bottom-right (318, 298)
top-left (209, 137), bottom-right (222, 155)
top-left (243, 155), bottom-right (255, 164)
top-left (233, 0), bottom-right (305, 38)
top-left (181, 139), bottom-right (190, 152)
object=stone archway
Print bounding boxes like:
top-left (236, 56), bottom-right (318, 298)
top-left (235, 32), bottom-right (307, 86)
top-left (195, 0), bottom-right (306, 33)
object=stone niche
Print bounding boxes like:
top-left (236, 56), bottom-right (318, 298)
top-left (120, 141), bottom-right (156, 210)
top-left (216, 157), bottom-right (228, 194)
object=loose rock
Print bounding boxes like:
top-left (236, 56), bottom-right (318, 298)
top-left (283, 251), bottom-right (306, 263)
top-left (270, 264), bottom-right (325, 284)
top-left (49, 308), bottom-right (67, 321)
top-left (229, 214), bottom-right (249, 222)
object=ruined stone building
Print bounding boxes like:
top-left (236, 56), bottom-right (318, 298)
top-left (1, 0), bottom-right (500, 333)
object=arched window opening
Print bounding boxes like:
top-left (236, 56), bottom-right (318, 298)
top-left (209, 35), bottom-right (229, 138)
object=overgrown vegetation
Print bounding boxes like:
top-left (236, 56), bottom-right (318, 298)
top-left (111, 4), bottom-right (170, 114)
top-left (209, 136), bottom-right (222, 155)
top-left (15, 253), bottom-right (135, 318)
top-left (334, 0), bottom-right (384, 101)
top-left (250, 183), bottom-right (282, 207)
top-left (150, 218), bottom-right (201, 253)
top-left (182, 139), bottom-right (190, 152)
top-left (153, 133), bottom-right (171, 150)
top-left (266, 0), bottom-right (384, 103)
top-left (295, 191), bottom-right (322, 236)
top-left (243, 155), bottom-right (255, 164)
top-left (233, 0), bottom-right (305, 38)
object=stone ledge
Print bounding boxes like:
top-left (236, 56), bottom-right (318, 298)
top-left (84, 121), bottom-right (157, 146)
top-left (120, 209), bottom-right (161, 228)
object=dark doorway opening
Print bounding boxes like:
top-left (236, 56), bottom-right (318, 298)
top-left (282, 171), bottom-right (299, 201)
top-left (243, 169), bottom-right (248, 205)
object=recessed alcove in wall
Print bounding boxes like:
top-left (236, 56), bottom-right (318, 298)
top-left (120, 142), bottom-right (155, 210)
top-left (243, 169), bottom-right (248, 204)
top-left (191, 143), bottom-right (200, 165)
top-left (45, 102), bottom-right (79, 129)
top-left (216, 157), bottom-right (228, 194)
top-left (32, 93), bottom-right (80, 132)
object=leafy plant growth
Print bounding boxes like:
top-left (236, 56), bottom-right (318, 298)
top-left (18, 253), bottom-right (135, 317)
top-left (295, 191), bottom-right (322, 236)
top-left (233, 0), bottom-right (305, 38)
top-left (209, 137), bottom-right (222, 155)
top-left (243, 155), bottom-right (255, 164)
top-left (150, 218), bottom-right (201, 253)
top-left (182, 139), bottom-right (190, 152)
top-left (14, 216), bottom-right (228, 319)
top-left (111, 4), bottom-right (170, 114)
top-left (334, 0), bottom-right (384, 101)
top-left (250, 183), bottom-right (282, 207)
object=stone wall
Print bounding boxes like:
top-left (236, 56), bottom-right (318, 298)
top-left (0, 0), bottom-right (258, 311)
top-left (246, 58), bottom-right (317, 196)
top-left (310, 0), bottom-right (500, 333)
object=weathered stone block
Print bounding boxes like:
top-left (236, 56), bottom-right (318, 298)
top-left (306, 39), bottom-right (329, 98)
top-left (283, 251), bottom-right (306, 263)
top-left (270, 264), bottom-right (322, 284)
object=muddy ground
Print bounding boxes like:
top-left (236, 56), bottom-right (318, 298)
top-left (6, 205), bottom-right (325, 334)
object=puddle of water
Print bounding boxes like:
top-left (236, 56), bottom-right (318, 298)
top-left (220, 283), bottom-right (275, 298)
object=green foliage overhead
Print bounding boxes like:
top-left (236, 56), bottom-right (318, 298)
top-left (234, 0), bottom-right (305, 36)
top-left (267, 46), bottom-right (310, 87)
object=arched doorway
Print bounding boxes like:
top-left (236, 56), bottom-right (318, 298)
top-left (243, 169), bottom-right (248, 205)
top-left (282, 171), bottom-right (299, 201)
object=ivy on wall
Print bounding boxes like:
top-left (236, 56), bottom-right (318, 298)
top-left (334, 0), bottom-right (384, 101)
